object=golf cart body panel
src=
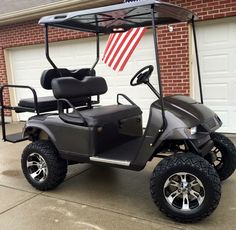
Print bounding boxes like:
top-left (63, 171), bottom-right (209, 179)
top-left (24, 111), bottom-right (144, 168)
top-left (131, 95), bottom-right (222, 168)
top-left (38, 0), bottom-right (197, 33)
top-left (23, 93), bottom-right (220, 170)
top-left (161, 95), bottom-right (222, 132)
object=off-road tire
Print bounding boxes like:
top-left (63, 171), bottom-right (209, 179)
top-left (21, 140), bottom-right (68, 191)
top-left (209, 132), bottom-right (236, 181)
top-left (150, 153), bottom-right (221, 223)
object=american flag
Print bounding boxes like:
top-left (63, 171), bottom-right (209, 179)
top-left (102, 27), bottom-right (147, 72)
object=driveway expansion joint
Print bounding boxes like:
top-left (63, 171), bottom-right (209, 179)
top-left (41, 193), bottom-right (185, 230)
top-left (0, 193), bottom-right (41, 216)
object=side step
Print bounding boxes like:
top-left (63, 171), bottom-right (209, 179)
top-left (89, 156), bottom-right (130, 166)
top-left (4, 132), bottom-right (28, 143)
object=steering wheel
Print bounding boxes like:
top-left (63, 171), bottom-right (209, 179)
top-left (130, 65), bottom-right (154, 86)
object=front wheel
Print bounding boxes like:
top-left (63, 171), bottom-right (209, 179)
top-left (150, 153), bottom-right (221, 222)
top-left (206, 132), bottom-right (236, 181)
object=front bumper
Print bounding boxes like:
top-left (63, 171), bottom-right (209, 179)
top-left (188, 134), bottom-right (214, 156)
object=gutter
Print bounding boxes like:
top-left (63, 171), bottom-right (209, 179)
top-left (0, 0), bottom-right (121, 26)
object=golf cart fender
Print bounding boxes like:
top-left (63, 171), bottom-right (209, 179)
top-left (23, 123), bottom-right (57, 146)
top-left (132, 110), bottom-right (200, 170)
top-left (159, 111), bottom-right (195, 140)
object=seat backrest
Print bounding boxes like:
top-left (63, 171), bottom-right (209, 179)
top-left (40, 68), bottom-right (96, 90)
top-left (51, 76), bottom-right (108, 99)
top-left (72, 68), bottom-right (96, 79)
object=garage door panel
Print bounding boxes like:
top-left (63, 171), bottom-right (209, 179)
top-left (14, 69), bottom-right (44, 80)
top-left (232, 52), bottom-right (236, 72)
top-left (229, 111), bottom-right (236, 131)
top-left (195, 17), bottom-right (236, 133)
top-left (232, 83), bottom-right (236, 103)
top-left (208, 109), bottom-right (228, 131)
top-left (203, 83), bottom-right (227, 101)
top-left (199, 21), bottom-right (232, 50)
top-left (201, 54), bottom-right (229, 74)
top-left (216, 111), bottom-right (228, 130)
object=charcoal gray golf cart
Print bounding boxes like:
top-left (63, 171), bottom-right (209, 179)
top-left (1, 0), bottom-right (236, 223)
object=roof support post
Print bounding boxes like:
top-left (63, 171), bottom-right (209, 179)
top-left (192, 18), bottom-right (203, 104)
top-left (91, 32), bottom-right (100, 70)
top-left (44, 25), bottom-right (61, 76)
top-left (151, 5), bottom-right (166, 132)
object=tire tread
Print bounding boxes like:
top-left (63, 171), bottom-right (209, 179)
top-left (150, 153), bottom-right (221, 222)
top-left (210, 133), bottom-right (236, 180)
top-left (21, 140), bottom-right (67, 191)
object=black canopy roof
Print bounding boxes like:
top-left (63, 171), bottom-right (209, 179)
top-left (39, 0), bottom-right (197, 33)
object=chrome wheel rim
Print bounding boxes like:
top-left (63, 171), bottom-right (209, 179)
top-left (211, 147), bottom-right (223, 169)
top-left (164, 172), bottom-right (205, 211)
top-left (27, 153), bottom-right (48, 182)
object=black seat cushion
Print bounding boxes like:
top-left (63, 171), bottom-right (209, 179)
top-left (41, 68), bottom-right (96, 90)
top-left (52, 76), bottom-right (108, 99)
top-left (18, 96), bottom-right (90, 113)
top-left (59, 105), bottom-right (142, 126)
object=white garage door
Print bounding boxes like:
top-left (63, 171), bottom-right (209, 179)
top-left (193, 18), bottom-right (236, 133)
top-left (7, 32), bottom-right (158, 124)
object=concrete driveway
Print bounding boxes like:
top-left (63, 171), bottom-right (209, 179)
top-left (0, 122), bottom-right (236, 230)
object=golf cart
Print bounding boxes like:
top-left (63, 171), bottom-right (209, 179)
top-left (1, 0), bottom-right (236, 222)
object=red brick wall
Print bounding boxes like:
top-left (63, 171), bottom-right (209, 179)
top-left (159, 0), bottom-right (236, 96)
top-left (0, 0), bottom-right (236, 117)
top-left (158, 23), bottom-right (189, 95)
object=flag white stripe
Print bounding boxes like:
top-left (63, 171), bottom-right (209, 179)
top-left (106, 32), bottom-right (127, 65)
top-left (110, 28), bottom-right (138, 69)
top-left (102, 27), bottom-right (146, 72)
top-left (102, 35), bottom-right (113, 59)
top-left (116, 28), bottom-right (144, 71)
top-left (103, 33), bottom-right (119, 61)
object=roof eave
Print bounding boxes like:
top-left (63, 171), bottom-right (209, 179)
top-left (0, 0), bottom-right (121, 26)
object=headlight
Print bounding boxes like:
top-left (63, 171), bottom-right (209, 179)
top-left (187, 126), bottom-right (197, 135)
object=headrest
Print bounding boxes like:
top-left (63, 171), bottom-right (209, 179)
top-left (52, 76), bottom-right (108, 99)
top-left (40, 68), bottom-right (96, 90)
top-left (71, 68), bottom-right (96, 78)
top-left (40, 69), bottom-right (70, 90)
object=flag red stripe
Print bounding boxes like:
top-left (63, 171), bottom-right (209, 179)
top-left (107, 29), bottom-right (133, 67)
top-left (113, 28), bottom-right (142, 71)
top-left (119, 28), bottom-right (147, 71)
top-left (102, 27), bottom-right (147, 71)
top-left (103, 33), bottom-right (123, 63)
top-left (102, 34), bottom-right (115, 60)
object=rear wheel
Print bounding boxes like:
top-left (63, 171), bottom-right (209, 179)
top-left (150, 153), bottom-right (221, 222)
top-left (206, 133), bottom-right (236, 181)
top-left (21, 140), bottom-right (68, 191)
